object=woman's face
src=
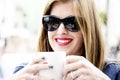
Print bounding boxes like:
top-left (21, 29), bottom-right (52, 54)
top-left (48, 1), bottom-right (83, 55)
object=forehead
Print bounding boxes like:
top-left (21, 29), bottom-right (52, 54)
top-left (50, 1), bottom-right (75, 18)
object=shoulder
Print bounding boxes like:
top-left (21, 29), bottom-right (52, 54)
top-left (116, 70), bottom-right (120, 80)
top-left (13, 63), bottom-right (28, 74)
top-left (103, 62), bottom-right (120, 80)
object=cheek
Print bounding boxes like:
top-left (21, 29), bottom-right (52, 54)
top-left (78, 34), bottom-right (83, 43)
top-left (75, 32), bottom-right (84, 47)
top-left (76, 36), bottom-right (83, 48)
top-left (75, 31), bottom-right (83, 41)
top-left (48, 32), bottom-right (55, 44)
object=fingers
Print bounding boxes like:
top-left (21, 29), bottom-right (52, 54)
top-left (24, 63), bottom-right (53, 74)
top-left (75, 75), bottom-right (91, 80)
top-left (63, 56), bottom-right (87, 76)
top-left (63, 55), bottom-right (94, 80)
top-left (13, 63), bottom-right (52, 80)
top-left (63, 55), bottom-right (110, 80)
top-left (29, 56), bottom-right (45, 65)
top-left (20, 73), bottom-right (48, 80)
top-left (12, 73), bottom-right (37, 80)
top-left (64, 68), bottom-right (90, 80)
top-left (30, 73), bottom-right (49, 80)
top-left (66, 55), bottom-right (84, 64)
top-left (24, 56), bottom-right (54, 75)
top-left (64, 71), bottom-right (78, 80)
top-left (12, 56), bottom-right (54, 80)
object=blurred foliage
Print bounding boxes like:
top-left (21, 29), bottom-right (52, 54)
top-left (99, 12), bottom-right (107, 25)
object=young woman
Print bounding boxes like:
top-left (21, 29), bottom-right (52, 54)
top-left (10, 0), bottom-right (120, 80)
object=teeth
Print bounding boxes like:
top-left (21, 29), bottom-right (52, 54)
top-left (57, 40), bottom-right (70, 43)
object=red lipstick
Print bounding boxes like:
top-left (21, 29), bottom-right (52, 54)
top-left (55, 38), bottom-right (73, 46)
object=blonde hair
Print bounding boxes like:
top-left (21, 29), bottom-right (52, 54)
top-left (38, 0), bottom-right (105, 70)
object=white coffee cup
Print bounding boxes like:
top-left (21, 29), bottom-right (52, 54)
top-left (37, 52), bottom-right (66, 80)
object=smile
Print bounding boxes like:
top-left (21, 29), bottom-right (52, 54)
top-left (55, 38), bottom-right (73, 46)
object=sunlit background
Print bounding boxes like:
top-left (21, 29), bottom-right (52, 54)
top-left (0, 0), bottom-right (120, 80)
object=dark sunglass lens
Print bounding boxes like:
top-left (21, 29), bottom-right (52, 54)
top-left (63, 17), bottom-right (79, 32)
top-left (43, 16), bottom-right (60, 31)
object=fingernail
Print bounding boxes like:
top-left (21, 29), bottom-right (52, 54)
top-left (43, 61), bottom-right (48, 64)
top-left (49, 65), bottom-right (53, 69)
top-left (41, 57), bottom-right (45, 60)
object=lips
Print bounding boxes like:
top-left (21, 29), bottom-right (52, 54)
top-left (55, 38), bottom-right (73, 46)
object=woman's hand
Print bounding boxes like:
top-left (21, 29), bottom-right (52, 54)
top-left (10, 56), bottom-right (53, 80)
top-left (63, 55), bottom-right (111, 80)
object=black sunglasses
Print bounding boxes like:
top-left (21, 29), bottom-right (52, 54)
top-left (42, 15), bottom-right (80, 32)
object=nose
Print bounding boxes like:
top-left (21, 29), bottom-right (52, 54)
top-left (57, 23), bottom-right (68, 34)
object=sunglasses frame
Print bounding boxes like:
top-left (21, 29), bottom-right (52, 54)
top-left (42, 15), bottom-right (80, 32)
